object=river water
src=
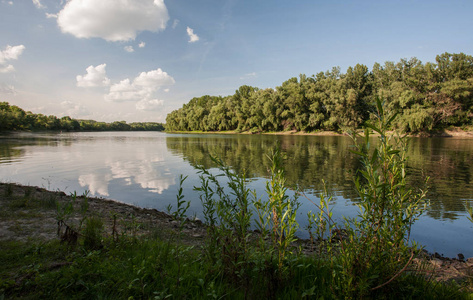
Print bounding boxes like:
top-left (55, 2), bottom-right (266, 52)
top-left (1, 131), bottom-right (472, 257)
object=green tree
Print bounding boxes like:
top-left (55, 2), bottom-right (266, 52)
top-left (164, 52), bottom-right (473, 134)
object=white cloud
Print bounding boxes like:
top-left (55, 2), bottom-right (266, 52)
top-left (134, 68), bottom-right (175, 87)
top-left (164, 88), bottom-right (170, 93)
top-left (32, 0), bottom-right (45, 9)
top-left (0, 65), bottom-right (15, 73)
top-left (186, 27), bottom-right (199, 43)
top-left (124, 45), bottom-right (134, 53)
top-left (172, 19), bottom-right (179, 29)
top-left (0, 44), bottom-right (25, 73)
top-left (76, 64), bottom-right (110, 87)
top-left (106, 79), bottom-right (142, 102)
top-left (136, 99), bottom-right (163, 111)
top-left (138, 41), bottom-right (146, 48)
top-left (0, 44), bottom-right (25, 64)
top-left (46, 13), bottom-right (57, 19)
top-left (57, 0), bottom-right (169, 42)
top-left (106, 68), bottom-right (175, 105)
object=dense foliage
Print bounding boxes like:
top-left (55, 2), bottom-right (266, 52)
top-left (166, 52), bottom-right (473, 133)
top-left (0, 102), bottom-right (164, 132)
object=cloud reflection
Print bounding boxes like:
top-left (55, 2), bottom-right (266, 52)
top-left (77, 138), bottom-right (175, 197)
top-left (108, 159), bottom-right (175, 194)
top-left (79, 173), bottom-right (112, 196)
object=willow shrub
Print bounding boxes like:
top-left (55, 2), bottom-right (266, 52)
top-left (332, 98), bottom-right (429, 297)
top-left (194, 157), bottom-right (254, 293)
top-left (254, 150), bottom-right (300, 273)
top-left (194, 153), bottom-right (302, 297)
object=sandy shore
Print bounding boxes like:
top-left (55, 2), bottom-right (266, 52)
top-left (167, 127), bottom-right (473, 138)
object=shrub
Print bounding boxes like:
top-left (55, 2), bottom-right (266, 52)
top-left (333, 98), bottom-right (429, 297)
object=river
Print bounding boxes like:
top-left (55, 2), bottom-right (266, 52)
top-left (1, 131), bottom-right (472, 257)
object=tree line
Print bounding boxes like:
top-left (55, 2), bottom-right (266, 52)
top-left (166, 52), bottom-right (473, 133)
top-left (0, 102), bottom-right (164, 132)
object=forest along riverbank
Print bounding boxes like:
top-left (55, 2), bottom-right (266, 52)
top-left (1, 182), bottom-right (472, 284)
top-left (166, 127), bottom-right (473, 138)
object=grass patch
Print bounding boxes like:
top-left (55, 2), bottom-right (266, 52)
top-left (6, 187), bottom-right (58, 211)
top-left (1, 237), bottom-right (469, 299)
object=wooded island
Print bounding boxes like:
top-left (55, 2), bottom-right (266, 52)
top-left (166, 52), bottom-right (473, 134)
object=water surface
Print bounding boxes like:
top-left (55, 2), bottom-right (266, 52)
top-left (1, 131), bottom-right (472, 257)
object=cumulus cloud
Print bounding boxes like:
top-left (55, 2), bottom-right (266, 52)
top-left (57, 0), bottom-right (169, 42)
top-left (134, 68), bottom-right (175, 87)
top-left (138, 41), bottom-right (146, 48)
top-left (106, 79), bottom-right (141, 102)
top-left (124, 45), bottom-right (134, 53)
top-left (32, 0), bottom-right (45, 9)
top-left (0, 44), bottom-right (25, 64)
top-left (76, 64), bottom-right (110, 87)
top-left (186, 27), bottom-right (199, 43)
top-left (0, 44), bottom-right (25, 73)
top-left (106, 68), bottom-right (175, 104)
top-left (45, 13), bottom-right (57, 19)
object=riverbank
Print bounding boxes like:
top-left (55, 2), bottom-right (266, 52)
top-left (1, 182), bottom-right (472, 287)
top-left (0, 182), bottom-right (206, 246)
top-left (166, 126), bottom-right (473, 138)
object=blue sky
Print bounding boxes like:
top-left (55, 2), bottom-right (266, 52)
top-left (0, 0), bottom-right (472, 123)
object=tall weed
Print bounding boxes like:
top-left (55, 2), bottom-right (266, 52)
top-left (304, 181), bottom-right (336, 256)
top-left (333, 98), bottom-right (429, 297)
top-left (255, 150), bottom-right (300, 273)
top-left (194, 156), bottom-right (254, 292)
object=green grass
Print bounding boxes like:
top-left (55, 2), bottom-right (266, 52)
top-left (6, 187), bottom-right (58, 212)
top-left (1, 237), bottom-right (469, 299)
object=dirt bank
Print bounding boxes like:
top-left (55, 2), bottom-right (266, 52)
top-left (0, 182), bottom-right (207, 246)
top-left (1, 182), bottom-right (471, 285)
